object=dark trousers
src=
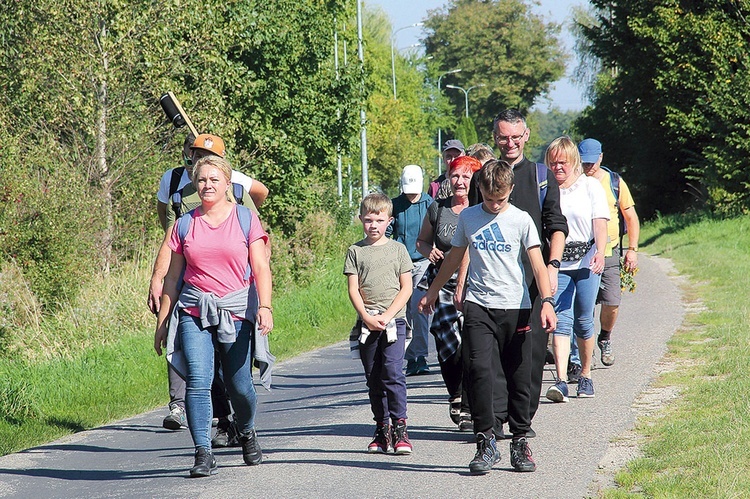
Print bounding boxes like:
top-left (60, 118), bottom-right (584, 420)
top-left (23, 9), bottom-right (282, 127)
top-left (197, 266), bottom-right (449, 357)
top-left (464, 302), bottom-right (532, 437)
top-left (492, 294), bottom-right (545, 434)
top-left (434, 338), bottom-right (471, 413)
top-left (359, 319), bottom-right (408, 424)
top-left (211, 354), bottom-right (233, 420)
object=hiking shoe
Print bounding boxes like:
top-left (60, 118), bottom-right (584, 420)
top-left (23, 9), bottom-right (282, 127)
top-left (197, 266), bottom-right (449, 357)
top-left (392, 419), bottom-right (413, 455)
top-left (577, 376), bottom-right (595, 398)
top-left (189, 447), bottom-right (217, 477)
top-left (509, 437), bottom-right (536, 472)
top-left (240, 428), bottom-right (263, 466)
top-left (415, 356), bottom-right (430, 375)
top-left (567, 362), bottom-right (582, 383)
top-left (458, 413), bottom-right (473, 432)
top-left (545, 380), bottom-right (569, 403)
top-left (598, 339), bottom-right (615, 366)
top-left (405, 359), bottom-right (419, 376)
top-left (211, 418), bottom-right (240, 448)
top-left (449, 398), bottom-right (461, 425)
top-left (469, 432), bottom-right (500, 474)
top-left (162, 405), bottom-right (187, 430)
top-left (367, 423), bottom-right (392, 453)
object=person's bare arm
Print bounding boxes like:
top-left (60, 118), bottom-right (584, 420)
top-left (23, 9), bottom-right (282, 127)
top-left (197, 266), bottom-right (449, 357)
top-left (157, 201), bottom-right (168, 232)
top-left (547, 230), bottom-right (565, 295)
top-left (148, 225), bottom-right (174, 314)
top-left (621, 205), bottom-right (640, 272)
top-left (249, 238), bottom-right (273, 335)
top-left (249, 180), bottom-right (269, 208)
top-left (154, 251), bottom-right (184, 356)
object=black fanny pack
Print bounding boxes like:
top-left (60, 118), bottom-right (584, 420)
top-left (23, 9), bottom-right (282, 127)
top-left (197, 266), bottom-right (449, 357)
top-left (562, 240), bottom-right (594, 262)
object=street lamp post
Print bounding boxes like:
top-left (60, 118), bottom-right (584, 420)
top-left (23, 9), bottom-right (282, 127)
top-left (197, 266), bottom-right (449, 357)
top-left (445, 84), bottom-right (486, 118)
top-left (436, 68), bottom-right (462, 174)
top-left (391, 23), bottom-right (423, 99)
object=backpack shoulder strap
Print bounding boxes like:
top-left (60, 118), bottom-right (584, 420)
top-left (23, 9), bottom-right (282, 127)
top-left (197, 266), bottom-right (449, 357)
top-left (177, 207), bottom-right (198, 245)
top-left (600, 166), bottom-right (621, 207)
top-left (232, 182), bottom-right (245, 206)
top-left (535, 163), bottom-right (548, 211)
top-left (169, 167), bottom-right (185, 198)
top-left (235, 205), bottom-right (254, 280)
top-left (171, 189), bottom-right (183, 219)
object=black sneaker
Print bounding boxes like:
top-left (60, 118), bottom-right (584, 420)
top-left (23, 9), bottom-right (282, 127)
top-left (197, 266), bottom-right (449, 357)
top-left (367, 423), bottom-right (392, 453)
top-left (458, 413), bottom-right (473, 432)
top-left (469, 432), bottom-right (500, 474)
top-left (240, 428), bottom-right (263, 465)
top-left (567, 362), bottom-right (582, 383)
top-left (449, 398), bottom-right (461, 425)
top-left (405, 359), bottom-right (419, 376)
top-left (189, 447), bottom-right (217, 477)
top-left (392, 419), bottom-right (413, 455)
top-left (509, 437), bottom-right (536, 472)
top-left (212, 418), bottom-right (241, 448)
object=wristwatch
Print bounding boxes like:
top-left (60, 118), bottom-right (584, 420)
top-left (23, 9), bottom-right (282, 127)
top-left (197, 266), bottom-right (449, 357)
top-left (541, 296), bottom-right (556, 307)
top-left (548, 259), bottom-right (561, 269)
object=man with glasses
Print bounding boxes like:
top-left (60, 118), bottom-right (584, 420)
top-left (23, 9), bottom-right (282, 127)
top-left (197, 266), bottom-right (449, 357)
top-left (490, 109), bottom-right (567, 439)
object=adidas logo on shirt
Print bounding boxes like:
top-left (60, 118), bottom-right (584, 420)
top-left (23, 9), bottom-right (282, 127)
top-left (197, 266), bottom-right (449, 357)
top-left (472, 222), bottom-right (512, 252)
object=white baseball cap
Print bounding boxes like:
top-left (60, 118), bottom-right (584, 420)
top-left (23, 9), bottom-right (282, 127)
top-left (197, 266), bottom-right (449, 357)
top-left (400, 165), bottom-right (424, 194)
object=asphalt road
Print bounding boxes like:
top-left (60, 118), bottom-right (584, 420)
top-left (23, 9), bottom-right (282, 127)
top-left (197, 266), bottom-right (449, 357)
top-left (0, 255), bottom-right (684, 498)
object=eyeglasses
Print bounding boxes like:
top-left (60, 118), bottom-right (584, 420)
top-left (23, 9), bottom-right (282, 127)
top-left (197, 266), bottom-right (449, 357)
top-left (495, 132), bottom-right (526, 145)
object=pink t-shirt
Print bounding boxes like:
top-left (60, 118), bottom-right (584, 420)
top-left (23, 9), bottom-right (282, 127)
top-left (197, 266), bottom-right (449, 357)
top-left (169, 207), bottom-right (268, 316)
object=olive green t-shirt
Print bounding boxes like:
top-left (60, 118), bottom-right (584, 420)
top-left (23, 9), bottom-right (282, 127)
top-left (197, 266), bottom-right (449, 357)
top-left (343, 238), bottom-right (413, 319)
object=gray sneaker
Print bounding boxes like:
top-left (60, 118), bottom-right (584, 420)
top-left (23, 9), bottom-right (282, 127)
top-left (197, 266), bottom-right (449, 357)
top-left (162, 405), bottom-right (187, 430)
top-left (211, 418), bottom-right (241, 448)
top-left (598, 339), bottom-right (615, 366)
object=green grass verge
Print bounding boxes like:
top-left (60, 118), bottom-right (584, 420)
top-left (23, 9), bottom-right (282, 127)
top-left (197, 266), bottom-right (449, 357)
top-left (605, 213), bottom-right (750, 497)
top-left (0, 254), bottom-right (353, 456)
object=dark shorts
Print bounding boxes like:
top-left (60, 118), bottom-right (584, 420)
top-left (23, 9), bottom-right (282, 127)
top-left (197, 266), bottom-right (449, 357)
top-left (596, 246), bottom-right (621, 307)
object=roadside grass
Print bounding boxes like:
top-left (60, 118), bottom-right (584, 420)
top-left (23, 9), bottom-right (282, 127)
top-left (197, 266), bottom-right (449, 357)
top-left (605, 213), bottom-right (750, 497)
top-left (0, 237), bottom-right (355, 456)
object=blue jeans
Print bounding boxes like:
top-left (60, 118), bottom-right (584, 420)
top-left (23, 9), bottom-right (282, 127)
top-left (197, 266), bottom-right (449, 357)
top-left (179, 311), bottom-right (257, 450)
top-left (553, 268), bottom-right (602, 341)
top-left (405, 259), bottom-right (431, 361)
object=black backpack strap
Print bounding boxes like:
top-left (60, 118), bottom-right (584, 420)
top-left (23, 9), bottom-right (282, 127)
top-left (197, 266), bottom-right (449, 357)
top-left (168, 166), bottom-right (185, 198)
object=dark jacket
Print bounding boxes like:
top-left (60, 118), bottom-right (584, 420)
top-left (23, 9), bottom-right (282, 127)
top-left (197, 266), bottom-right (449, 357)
top-left (389, 193), bottom-right (434, 261)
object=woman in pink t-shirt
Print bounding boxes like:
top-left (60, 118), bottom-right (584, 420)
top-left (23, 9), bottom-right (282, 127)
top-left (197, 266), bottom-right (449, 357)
top-left (154, 155), bottom-right (272, 477)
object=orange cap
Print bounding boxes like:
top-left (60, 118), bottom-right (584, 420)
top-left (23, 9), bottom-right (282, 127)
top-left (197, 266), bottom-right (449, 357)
top-left (190, 134), bottom-right (226, 158)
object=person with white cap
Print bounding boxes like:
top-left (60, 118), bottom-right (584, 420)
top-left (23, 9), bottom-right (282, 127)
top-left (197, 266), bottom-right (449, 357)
top-left (390, 165), bottom-right (434, 376)
top-left (577, 138), bottom-right (640, 368)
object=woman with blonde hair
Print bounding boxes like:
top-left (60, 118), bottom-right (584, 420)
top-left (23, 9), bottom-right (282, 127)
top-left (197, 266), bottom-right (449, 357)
top-left (543, 137), bottom-right (608, 402)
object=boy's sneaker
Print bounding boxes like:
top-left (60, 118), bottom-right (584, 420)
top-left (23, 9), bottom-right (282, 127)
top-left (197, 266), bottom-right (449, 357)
top-left (367, 423), bottom-right (392, 453)
top-left (567, 362), bottom-right (582, 383)
top-left (458, 412), bottom-right (473, 432)
top-left (162, 404), bottom-right (187, 430)
top-left (189, 447), bottom-right (217, 477)
top-left (211, 418), bottom-right (240, 448)
top-left (240, 428), bottom-right (263, 465)
top-left (598, 339), bottom-right (615, 366)
top-left (469, 432), bottom-right (500, 474)
top-left (392, 419), bottom-right (413, 455)
top-left (509, 437), bottom-right (536, 472)
top-left (577, 376), bottom-right (595, 398)
top-left (545, 380), bottom-right (569, 403)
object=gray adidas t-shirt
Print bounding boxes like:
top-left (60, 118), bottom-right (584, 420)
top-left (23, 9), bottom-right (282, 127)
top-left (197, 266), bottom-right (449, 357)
top-left (343, 238), bottom-right (413, 319)
top-left (451, 204), bottom-right (540, 309)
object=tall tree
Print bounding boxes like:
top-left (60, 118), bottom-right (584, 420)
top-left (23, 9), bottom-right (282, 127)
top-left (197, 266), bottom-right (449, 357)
top-left (423, 0), bottom-right (566, 134)
top-left (574, 0), bottom-right (750, 216)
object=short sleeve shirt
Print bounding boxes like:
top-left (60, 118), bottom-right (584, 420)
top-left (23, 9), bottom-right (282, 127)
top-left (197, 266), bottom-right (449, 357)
top-left (452, 204), bottom-right (540, 309)
top-left (559, 174), bottom-right (610, 271)
top-left (427, 197), bottom-right (459, 253)
top-left (343, 239), bottom-right (413, 319)
top-left (596, 170), bottom-right (635, 256)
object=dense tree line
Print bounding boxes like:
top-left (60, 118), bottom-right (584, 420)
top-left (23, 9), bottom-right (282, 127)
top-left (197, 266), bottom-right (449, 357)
top-left (573, 0), bottom-right (750, 217)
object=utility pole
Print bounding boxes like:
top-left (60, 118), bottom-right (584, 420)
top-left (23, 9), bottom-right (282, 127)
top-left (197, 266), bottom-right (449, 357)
top-left (357, 0), bottom-right (368, 196)
top-left (436, 68), bottom-right (461, 175)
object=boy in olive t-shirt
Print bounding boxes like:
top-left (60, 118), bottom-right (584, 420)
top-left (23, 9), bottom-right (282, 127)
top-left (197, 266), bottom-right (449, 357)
top-left (344, 193), bottom-right (414, 455)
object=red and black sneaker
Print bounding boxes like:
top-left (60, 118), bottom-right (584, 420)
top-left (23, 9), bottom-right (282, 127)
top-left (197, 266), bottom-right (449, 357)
top-left (367, 423), bottom-right (392, 453)
top-left (392, 419), bottom-right (413, 455)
